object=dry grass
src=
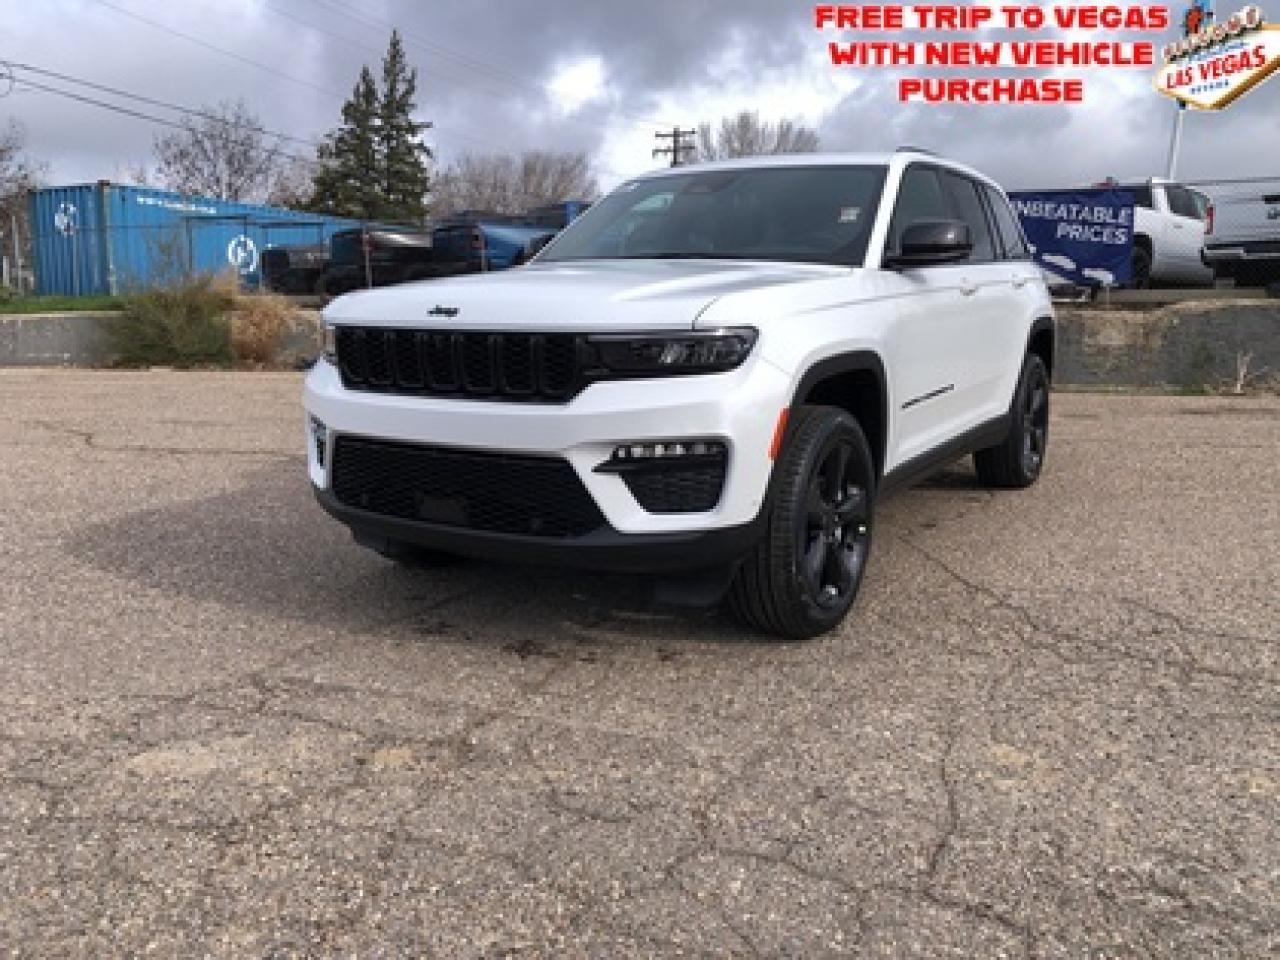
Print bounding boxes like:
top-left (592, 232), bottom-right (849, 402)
top-left (229, 292), bottom-right (295, 368)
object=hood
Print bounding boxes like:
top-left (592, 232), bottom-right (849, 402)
top-left (323, 259), bottom-right (848, 331)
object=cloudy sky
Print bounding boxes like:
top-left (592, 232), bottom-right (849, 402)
top-left (5, 0), bottom-right (1280, 196)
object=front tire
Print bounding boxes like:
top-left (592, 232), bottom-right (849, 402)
top-left (728, 406), bottom-right (875, 640)
top-left (974, 353), bottom-right (1049, 489)
top-left (1131, 246), bottom-right (1153, 288)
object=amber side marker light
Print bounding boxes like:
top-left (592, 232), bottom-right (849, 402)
top-left (769, 408), bottom-right (791, 460)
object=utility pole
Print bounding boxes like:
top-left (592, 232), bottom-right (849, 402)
top-left (653, 127), bottom-right (696, 167)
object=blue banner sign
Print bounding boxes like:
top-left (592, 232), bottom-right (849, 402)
top-left (1007, 188), bottom-right (1135, 287)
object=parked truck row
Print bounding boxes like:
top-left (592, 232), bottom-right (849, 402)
top-left (263, 204), bottom-right (588, 297)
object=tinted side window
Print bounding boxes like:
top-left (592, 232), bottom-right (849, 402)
top-left (888, 167), bottom-right (949, 253)
top-left (941, 172), bottom-right (995, 262)
top-left (985, 186), bottom-right (1031, 260)
top-left (1165, 185), bottom-right (1204, 220)
top-left (1127, 185), bottom-right (1154, 209)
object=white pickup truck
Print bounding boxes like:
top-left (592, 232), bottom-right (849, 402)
top-left (1202, 189), bottom-right (1280, 286)
top-left (1120, 178), bottom-right (1213, 287)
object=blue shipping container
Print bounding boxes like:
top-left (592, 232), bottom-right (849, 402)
top-left (29, 182), bottom-right (367, 296)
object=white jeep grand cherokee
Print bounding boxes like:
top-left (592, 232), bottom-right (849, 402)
top-left (305, 150), bottom-right (1054, 639)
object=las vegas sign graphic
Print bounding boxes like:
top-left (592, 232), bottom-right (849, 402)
top-left (1156, 4), bottom-right (1280, 109)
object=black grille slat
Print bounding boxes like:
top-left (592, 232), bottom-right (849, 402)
top-left (499, 337), bottom-right (535, 395)
top-left (391, 331), bottom-right (424, 388)
top-left (365, 331), bottom-right (394, 386)
top-left (461, 335), bottom-right (496, 393)
top-left (335, 327), bottom-right (584, 402)
top-left (331, 436), bottom-right (605, 538)
top-left (425, 334), bottom-right (458, 391)
top-left (336, 327), bottom-right (368, 384)
top-left (542, 336), bottom-right (577, 399)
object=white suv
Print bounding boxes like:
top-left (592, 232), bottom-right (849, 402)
top-left (304, 150), bottom-right (1054, 639)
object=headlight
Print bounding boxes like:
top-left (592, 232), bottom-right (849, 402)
top-left (586, 328), bottom-right (757, 377)
top-left (322, 323), bottom-right (337, 364)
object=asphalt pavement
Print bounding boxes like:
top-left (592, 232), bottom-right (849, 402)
top-left (0, 370), bottom-right (1276, 958)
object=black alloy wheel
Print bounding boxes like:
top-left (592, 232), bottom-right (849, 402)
top-left (974, 352), bottom-right (1050, 489)
top-left (729, 406), bottom-right (876, 639)
top-left (797, 438), bottom-right (871, 611)
top-left (1021, 364), bottom-right (1049, 478)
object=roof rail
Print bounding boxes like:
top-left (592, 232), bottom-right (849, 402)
top-left (895, 145), bottom-right (939, 157)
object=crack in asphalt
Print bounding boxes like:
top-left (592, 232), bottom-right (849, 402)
top-left (896, 535), bottom-right (1275, 688)
top-left (22, 419), bottom-right (297, 459)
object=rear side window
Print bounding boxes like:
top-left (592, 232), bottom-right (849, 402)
top-left (940, 172), bottom-right (995, 262)
top-left (1165, 185), bottom-right (1205, 220)
top-left (985, 186), bottom-right (1032, 260)
top-left (888, 167), bottom-right (949, 254)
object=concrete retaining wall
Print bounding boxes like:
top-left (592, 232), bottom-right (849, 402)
top-left (0, 312), bottom-right (118, 367)
top-left (0, 309), bottom-right (323, 370)
top-left (1056, 301), bottom-right (1280, 391)
top-left (2, 302), bottom-right (1278, 392)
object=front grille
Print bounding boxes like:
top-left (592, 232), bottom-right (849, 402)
top-left (336, 327), bottom-right (585, 401)
top-left (623, 460), bottom-right (727, 514)
top-left (331, 435), bottom-right (605, 538)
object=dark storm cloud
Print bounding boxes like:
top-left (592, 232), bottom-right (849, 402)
top-left (6, 0), bottom-right (1280, 191)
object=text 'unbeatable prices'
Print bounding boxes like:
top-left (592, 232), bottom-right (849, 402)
top-left (816, 4), bottom-right (1173, 103)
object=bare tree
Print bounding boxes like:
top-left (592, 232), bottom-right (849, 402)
top-left (431, 151), bottom-right (598, 217)
top-left (0, 121), bottom-right (46, 292)
top-left (153, 99), bottom-right (297, 203)
top-left (695, 111), bottom-right (820, 162)
top-left (265, 158), bottom-right (315, 209)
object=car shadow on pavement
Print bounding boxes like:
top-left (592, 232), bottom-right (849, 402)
top-left (64, 459), bottom-right (768, 649)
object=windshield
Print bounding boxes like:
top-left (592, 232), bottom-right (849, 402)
top-left (537, 164), bottom-right (888, 267)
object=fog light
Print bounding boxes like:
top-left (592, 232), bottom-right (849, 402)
top-left (310, 416), bottom-right (327, 467)
top-left (596, 440), bottom-right (726, 473)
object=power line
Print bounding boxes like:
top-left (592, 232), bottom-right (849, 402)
top-left (93, 0), bottom-right (347, 100)
top-left (254, 1), bottom-right (514, 154)
top-left (653, 127), bottom-right (697, 167)
top-left (261, 0), bottom-right (525, 107)
top-left (90, 0), bottom-right (523, 156)
top-left (7, 62), bottom-right (325, 152)
top-left (14, 77), bottom-right (322, 167)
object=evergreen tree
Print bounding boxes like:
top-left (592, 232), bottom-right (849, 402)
top-left (312, 66), bottom-right (381, 219)
top-left (377, 31), bottom-right (432, 222)
top-left (311, 33), bottom-right (432, 223)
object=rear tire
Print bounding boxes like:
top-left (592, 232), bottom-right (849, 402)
top-left (728, 406), bottom-right (875, 640)
top-left (974, 353), bottom-right (1049, 489)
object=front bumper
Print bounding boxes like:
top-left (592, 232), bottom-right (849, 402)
top-left (313, 486), bottom-right (764, 573)
top-left (304, 353), bottom-right (789, 546)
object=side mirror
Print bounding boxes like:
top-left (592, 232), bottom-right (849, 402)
top-left (886, 220), bottom-right (972, 268)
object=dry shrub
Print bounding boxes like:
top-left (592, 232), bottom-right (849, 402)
top-left (229, 292), bottom-right (294, 368)
top-left (109, 274), bottom-right (237, 368)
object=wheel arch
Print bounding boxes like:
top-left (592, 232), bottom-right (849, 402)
top-left (789, 351), bottom-right (889, 481)
top-left (1026, 315), bottom-right (1055, 381)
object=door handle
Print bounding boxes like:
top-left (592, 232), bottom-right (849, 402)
top-left (1011, 276), bottom-right (1029, 289)
top-left (960, 282), bottom-right (978, 296)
